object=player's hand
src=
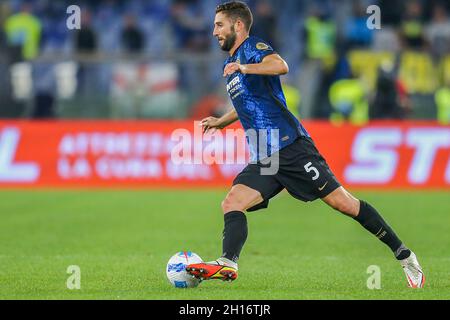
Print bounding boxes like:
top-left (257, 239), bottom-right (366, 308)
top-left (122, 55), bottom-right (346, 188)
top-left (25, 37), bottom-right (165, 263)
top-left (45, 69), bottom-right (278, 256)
top-left (200, 117), bottom-right (223, 134)
top-left (223, 63), bottom-right (248, 77)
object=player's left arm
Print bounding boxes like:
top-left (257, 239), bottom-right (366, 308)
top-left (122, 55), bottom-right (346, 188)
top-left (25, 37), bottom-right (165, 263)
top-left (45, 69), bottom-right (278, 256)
top-left (223, 54), bottom-right (289, 77)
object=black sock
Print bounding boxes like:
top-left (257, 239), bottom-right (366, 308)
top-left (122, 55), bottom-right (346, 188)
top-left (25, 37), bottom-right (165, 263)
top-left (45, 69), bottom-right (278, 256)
top-left (354, 201), bottom-right (411, 260)
top-left (222, 211), bottom-right (248, 263)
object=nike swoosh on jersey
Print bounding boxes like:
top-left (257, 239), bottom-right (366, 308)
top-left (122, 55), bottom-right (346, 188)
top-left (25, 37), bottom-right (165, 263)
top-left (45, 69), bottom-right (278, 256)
top-left (318, 181), bottom-right (328, 191)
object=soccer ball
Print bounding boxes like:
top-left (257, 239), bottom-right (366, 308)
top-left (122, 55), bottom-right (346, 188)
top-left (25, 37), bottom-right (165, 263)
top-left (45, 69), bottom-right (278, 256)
top-left (166, 251), bottom-right (203, 288)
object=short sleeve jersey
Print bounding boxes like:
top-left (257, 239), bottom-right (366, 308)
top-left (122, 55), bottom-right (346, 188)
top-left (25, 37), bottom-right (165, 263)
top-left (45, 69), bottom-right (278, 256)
top-left (224, 36), bottom-right (309, 161)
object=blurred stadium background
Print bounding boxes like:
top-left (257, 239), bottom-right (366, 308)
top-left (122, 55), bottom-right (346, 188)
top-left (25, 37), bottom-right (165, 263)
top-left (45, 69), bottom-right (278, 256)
top-left (0, 0), bottom-right (449, 121)
top-left (0, 0), bottom-right (449, 300)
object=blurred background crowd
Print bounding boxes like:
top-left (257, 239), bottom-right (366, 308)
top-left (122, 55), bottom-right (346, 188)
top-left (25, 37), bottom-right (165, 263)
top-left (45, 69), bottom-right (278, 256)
top-left (0, 0), bottom-right (449, 124)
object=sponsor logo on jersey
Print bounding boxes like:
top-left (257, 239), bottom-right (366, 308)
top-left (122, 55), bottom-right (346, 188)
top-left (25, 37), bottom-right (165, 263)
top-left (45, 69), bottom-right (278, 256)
top-left (226, 76), bottom-right (240, 92)
top-left (226, 75), bottom-right (244, 99)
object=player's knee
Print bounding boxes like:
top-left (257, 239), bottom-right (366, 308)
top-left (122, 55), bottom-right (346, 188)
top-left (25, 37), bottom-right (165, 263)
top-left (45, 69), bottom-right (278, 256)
top-left (221, 195), bottom-right (245, 213)
top-left (221, 199), bottom-right (229, 213)
top-left (331, 199), bottom-right (358, 216)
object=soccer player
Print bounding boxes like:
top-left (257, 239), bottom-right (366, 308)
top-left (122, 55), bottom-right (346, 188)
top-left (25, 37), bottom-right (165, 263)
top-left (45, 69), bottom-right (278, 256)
top-left (186, 1), bottom-right (425, 288)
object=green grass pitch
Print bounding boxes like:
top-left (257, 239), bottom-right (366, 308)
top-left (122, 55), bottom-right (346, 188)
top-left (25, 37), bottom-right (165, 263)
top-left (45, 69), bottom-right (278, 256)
top-left (0, 189), bottom-right (449, 300)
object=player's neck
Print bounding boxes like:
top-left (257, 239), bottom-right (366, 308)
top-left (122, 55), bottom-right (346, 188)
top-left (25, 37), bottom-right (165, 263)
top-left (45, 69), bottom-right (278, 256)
top-left (229, 35), bottom-right (250, 56)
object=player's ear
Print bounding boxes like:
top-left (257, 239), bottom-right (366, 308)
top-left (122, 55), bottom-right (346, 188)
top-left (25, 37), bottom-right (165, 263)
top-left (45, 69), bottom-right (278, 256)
top-left (235, 19), bottom-right (244, 32)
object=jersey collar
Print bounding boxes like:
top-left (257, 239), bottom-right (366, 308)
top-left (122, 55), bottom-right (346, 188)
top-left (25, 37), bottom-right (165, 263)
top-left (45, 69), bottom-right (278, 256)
top-left (229, 36), bottom-right (251, 58)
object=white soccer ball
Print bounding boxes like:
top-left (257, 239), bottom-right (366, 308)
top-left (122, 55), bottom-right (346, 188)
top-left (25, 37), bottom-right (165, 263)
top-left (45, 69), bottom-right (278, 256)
top-left (166, 251), bottom-right (203, 288)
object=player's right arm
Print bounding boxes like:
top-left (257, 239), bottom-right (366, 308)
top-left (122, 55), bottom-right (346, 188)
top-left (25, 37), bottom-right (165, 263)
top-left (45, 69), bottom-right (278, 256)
top-left (200, 109), bottom-right (239, 133)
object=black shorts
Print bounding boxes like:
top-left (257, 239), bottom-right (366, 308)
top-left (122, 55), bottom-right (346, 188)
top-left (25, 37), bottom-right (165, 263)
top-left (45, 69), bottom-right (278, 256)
top-left (233, 136), bottom-right (341, 212)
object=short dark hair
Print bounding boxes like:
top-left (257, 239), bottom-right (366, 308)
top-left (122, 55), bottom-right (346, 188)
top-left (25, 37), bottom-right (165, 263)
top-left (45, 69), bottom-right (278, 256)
top-left (216, 1), bottom-right (253, 32)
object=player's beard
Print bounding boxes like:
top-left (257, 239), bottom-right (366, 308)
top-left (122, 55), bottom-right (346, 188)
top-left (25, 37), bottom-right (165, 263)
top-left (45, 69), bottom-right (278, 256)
top-left (220, 26), bottom-right (237, 52)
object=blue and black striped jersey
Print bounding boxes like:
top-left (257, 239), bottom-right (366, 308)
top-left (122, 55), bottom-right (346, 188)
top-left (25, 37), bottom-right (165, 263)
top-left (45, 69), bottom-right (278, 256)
top-left (223, 36), bottom-right (309, 161)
